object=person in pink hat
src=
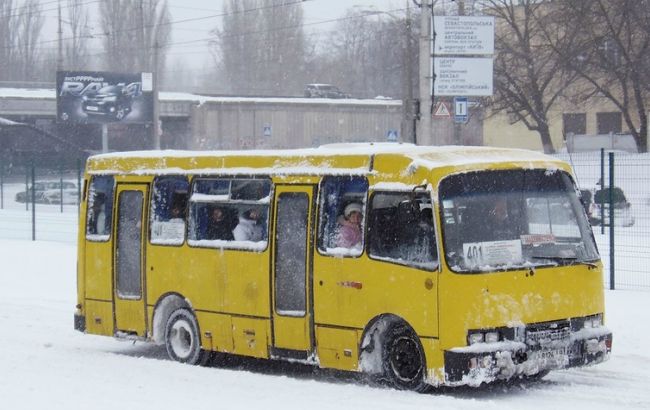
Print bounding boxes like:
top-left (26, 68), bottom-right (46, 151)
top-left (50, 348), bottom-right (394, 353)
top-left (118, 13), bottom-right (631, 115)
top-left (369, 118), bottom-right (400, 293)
top-left (336, 202), bottom-right (363, 248)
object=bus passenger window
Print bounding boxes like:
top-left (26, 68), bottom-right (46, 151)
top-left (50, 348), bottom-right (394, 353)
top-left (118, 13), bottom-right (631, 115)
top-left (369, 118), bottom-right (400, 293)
top-left (368, 191), bottom-right (438, 270)
top-left (86, 175), bottom-right (115, 239)
top-left (318, 176), bottom-right (368, 256)
top-left (188, 178), bottom-right (271, 249)
top-left (150, 176), bottom-right (190, 245)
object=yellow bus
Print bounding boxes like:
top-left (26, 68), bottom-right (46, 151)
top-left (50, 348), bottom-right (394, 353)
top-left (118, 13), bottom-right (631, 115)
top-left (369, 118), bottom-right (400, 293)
top-left (74, 144), bottom-right (612, 390)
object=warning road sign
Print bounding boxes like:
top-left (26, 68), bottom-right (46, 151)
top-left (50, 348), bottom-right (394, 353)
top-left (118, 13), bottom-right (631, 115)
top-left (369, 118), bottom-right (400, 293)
top-left (433, 102), bottom-right (451, 117)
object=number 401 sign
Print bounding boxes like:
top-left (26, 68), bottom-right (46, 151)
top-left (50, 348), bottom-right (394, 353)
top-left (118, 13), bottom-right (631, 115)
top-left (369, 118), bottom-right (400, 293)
top-left (463, 240), bottom-right (523, 268)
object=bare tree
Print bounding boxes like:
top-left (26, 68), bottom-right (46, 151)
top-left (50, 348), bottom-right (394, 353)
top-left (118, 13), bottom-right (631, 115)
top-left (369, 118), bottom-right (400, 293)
top-left (100, 0), bottom-right (171, 73)
top-left (316, 8), bottom-right (418, 99)
top-left (483, 0), bottom-right (581, 154)
top-left (15, 0), bottom-right (44, 81)
top-left (64, 0), bottom-right (90, 70)
top-left (550, 0), bottom-right (650, 153)
top-left (212, 0), bottom-right (308, 96)
top-left (0, 0), bottom-right (19, 81)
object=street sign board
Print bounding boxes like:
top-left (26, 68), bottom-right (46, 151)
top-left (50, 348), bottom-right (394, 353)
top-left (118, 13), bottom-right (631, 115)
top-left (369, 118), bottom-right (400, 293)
top-left (434, 16), bottom-right (495, 55)
top-left (263, 125), bottom-right (272, 137)
top-left (434, 57), bottom-right (493, 96)
top-left (387, 129), bottom-right (398, 141)
top-left (454, 96), bottom-right (468, 123)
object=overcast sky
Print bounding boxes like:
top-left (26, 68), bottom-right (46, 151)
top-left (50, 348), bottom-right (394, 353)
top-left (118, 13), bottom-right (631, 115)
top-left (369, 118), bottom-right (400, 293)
top-left (41, 0), bottom-right (410, 70)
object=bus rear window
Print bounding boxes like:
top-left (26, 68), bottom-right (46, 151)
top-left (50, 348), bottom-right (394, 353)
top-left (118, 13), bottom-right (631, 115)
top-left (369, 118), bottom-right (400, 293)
top-left (439, 169), bottom-right (598, 273)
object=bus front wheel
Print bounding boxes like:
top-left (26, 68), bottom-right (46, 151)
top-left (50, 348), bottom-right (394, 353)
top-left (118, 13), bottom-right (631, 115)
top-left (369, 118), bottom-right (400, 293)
top-left (164, 308), bottom-right (211, 365)
top-left (380, 323), bottom-right (428, 392)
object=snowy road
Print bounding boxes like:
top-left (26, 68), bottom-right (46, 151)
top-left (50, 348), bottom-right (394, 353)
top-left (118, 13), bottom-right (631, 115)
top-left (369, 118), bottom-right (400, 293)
top-left (1, 239), bottom-right (649, 410)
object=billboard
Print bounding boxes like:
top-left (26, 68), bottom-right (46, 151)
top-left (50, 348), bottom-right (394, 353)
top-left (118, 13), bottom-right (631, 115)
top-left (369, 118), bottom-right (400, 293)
top-left (56, 71), bottom-right (154, 125)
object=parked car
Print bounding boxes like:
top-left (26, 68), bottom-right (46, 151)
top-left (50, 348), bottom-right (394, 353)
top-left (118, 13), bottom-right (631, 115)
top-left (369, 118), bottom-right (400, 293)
top-left (15, 181), bottom-right (78, 204)
top-left (304, 84), bottom-right (350, 98)
top-left (589, 186), bottom-right (635, 227)
top-left (82, 85), bottom-right (134, 120)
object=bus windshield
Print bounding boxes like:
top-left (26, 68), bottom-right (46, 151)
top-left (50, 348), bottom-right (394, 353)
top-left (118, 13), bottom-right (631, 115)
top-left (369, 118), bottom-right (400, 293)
top-left (439, 169), bottom-right (599, 273)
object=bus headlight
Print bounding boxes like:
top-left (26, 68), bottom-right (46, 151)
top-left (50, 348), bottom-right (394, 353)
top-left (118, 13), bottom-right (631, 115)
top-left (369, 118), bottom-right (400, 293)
top-left (485, 331), bottom-right (499, 343)
top-left (584, 314), bottom-right (603, 329)
top-left (468, 332), bottom-right (484, 345)
top-left (468, 329), bottom-right (502, 345)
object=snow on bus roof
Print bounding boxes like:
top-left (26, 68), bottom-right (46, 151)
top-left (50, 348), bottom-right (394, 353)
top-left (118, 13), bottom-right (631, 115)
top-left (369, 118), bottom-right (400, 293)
top-left (88, 144), bottom-right (565, 174)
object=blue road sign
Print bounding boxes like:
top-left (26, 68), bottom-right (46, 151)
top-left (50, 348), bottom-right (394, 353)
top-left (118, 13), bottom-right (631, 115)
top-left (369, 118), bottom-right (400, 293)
top-left (454, 97), bottom-right (469, 124)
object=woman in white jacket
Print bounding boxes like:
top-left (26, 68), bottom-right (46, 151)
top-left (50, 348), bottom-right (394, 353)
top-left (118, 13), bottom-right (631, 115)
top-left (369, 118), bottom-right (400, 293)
top-left (233, 209), bottom-right (264, 241)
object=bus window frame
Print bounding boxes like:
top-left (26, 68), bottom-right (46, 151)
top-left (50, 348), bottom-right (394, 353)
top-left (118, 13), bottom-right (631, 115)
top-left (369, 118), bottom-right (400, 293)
top-left (148, 175), bottom-right (190, 248)
top-left (366, 189), bottom-right (440, 272)
top-left (316, 175), bottom-right (369, 259)
top-left (186, 175), bottom-right (273, 252)
top-left (85, 174), bottom-right (116, 243)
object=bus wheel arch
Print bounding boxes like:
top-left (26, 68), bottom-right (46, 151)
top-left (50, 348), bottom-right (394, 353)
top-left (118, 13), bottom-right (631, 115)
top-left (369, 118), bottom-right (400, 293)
top-left (359, 314), bottom-right (429, 392)
top-left (151, 293), bottom-right (190, 345)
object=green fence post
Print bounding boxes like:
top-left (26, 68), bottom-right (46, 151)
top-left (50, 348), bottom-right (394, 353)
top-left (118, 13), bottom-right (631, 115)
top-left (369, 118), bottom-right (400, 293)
top-left (0, 161), bottom-right (4, 210)
top-left (25, 166), bottom-right (29, 211)
top-left (31, 164), bottom-right (36, 241)
top-left (77, 158), bottom-right (82, 213)
top-left (600, 148), bottom-right (605, 235)
top-left (609, 152), bottom-right (615, 290)
top-left (60, 164), bottom-right (64, 213)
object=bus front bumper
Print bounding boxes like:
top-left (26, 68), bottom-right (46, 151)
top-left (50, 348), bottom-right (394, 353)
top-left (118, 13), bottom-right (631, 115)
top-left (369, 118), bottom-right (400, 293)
top-left (443, 327), bottom-right (612, 386)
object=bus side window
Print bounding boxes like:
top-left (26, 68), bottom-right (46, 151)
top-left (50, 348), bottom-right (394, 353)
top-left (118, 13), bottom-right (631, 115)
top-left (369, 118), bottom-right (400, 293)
top-left (318, 176), bottom-right (368, 255)
top-left (368, 191), bottom-right (438, 270)
top-left (188, 177), bottom-right (271, 246)
top-left (86, 175), bottom-right (115, 239)
top-left (150, 176), bottom-right (189, 245)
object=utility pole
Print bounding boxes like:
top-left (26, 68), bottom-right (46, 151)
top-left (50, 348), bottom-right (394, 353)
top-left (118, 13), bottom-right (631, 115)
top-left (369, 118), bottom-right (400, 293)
top-left (57, 0), bottom-right (63, 71)
top-left (416, 0), bottom-right (433, 146)
top-left (402, 1), bottom-right (416, 144)
top-left (152, 41), bottom-right (161, 150)
top-left (454, 0), bottom-right (465, 145)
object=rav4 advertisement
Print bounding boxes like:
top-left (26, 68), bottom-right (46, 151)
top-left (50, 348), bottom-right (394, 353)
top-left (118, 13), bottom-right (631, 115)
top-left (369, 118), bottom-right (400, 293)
top-left (56, 71), bottom-right (154, 124)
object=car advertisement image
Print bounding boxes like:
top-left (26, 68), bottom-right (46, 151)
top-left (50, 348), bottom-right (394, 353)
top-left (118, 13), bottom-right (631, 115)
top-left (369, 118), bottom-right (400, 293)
top-left (56, 71), bottom-right (154, 124)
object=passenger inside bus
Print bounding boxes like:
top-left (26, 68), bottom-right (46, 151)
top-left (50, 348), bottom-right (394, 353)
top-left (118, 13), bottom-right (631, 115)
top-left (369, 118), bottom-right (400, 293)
top-left (487, 197), bottom-right (517, 240)
top-left (233, 208), bottom-right (264, 241)
top-left (90, 193), bottom-right (107, 235)
top-left (206, 206), bottom-right (234, 240)
top-left (336, 202), bottom-right (363, 248)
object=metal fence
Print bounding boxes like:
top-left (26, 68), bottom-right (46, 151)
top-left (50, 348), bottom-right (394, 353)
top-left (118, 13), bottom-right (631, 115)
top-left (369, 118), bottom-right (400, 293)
top-left (0, 162), bottom-right (82, 243)
top-left (557, 150), bottom-right (650, 291)
top-left (0, 152), bottom-right (648, 291)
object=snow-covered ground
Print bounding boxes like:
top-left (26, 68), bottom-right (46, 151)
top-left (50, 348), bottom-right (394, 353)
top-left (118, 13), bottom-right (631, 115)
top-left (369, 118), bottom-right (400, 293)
top-left (0, 238), bottom-right (649, 409)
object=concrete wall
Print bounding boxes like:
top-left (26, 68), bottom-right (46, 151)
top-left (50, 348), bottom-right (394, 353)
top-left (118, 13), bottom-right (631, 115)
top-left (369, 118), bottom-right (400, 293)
top-left (190, 100), bottom-right (403, 150)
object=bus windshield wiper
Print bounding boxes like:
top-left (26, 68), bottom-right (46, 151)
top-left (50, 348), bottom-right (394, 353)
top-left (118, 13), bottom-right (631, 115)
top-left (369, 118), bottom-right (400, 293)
top-left (530, 255), bottom-right (598, 269)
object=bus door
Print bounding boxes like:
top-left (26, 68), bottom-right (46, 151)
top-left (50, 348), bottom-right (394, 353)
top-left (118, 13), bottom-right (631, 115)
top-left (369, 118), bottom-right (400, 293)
top-left (113, 184), bottom-right (148, 336)
top-left (271, 185), bottom-right (315, 356)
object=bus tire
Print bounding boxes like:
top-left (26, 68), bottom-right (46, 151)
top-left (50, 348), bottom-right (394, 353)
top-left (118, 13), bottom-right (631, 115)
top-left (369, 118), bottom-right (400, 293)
top-left (164, 308), bottom-right (211, 366)
top-left (380, 322), bottom-right (428, 392)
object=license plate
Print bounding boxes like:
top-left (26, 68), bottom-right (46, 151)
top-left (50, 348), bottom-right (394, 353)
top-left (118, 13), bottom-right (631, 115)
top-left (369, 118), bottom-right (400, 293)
top-left (536, 347), bottom-right (570, 368)
top-left (85, 106), bottom-right (98, 111)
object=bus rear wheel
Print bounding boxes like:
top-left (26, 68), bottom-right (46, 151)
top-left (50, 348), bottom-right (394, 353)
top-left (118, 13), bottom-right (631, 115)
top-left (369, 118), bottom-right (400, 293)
top-left (380, 323), bottom-right (428, 392)
top-left (164, 308), bottom-right (211, 365)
